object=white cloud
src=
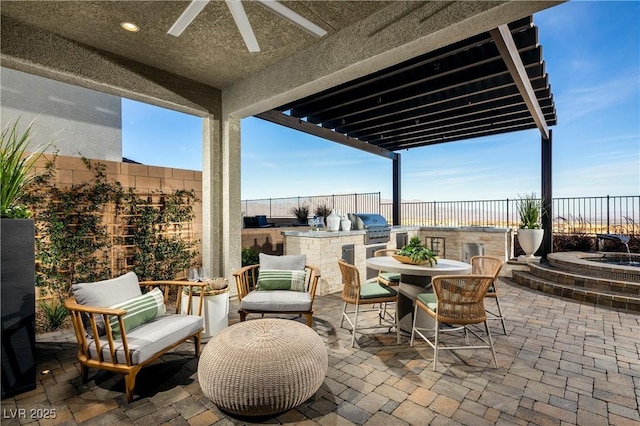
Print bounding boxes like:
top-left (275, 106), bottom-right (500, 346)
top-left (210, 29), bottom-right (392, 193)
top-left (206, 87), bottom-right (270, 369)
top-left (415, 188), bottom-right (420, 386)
top-left (557, 72), bottom-right (639, 123)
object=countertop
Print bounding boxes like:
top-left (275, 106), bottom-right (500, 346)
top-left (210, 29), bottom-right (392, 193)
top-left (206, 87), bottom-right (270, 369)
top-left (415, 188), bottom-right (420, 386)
top-left (281, 225), bottom-right (509, 238)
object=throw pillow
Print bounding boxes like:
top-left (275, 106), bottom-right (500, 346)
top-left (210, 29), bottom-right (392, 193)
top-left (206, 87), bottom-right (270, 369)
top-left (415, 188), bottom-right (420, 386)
top-left (72, 271), bottom-right (142, 335)
top-left (107, 288), bottom-right (166, 337)
top-left (256, 269), bottom-right (308, 291)
top-left (259, 253), bottom-right (306, 270)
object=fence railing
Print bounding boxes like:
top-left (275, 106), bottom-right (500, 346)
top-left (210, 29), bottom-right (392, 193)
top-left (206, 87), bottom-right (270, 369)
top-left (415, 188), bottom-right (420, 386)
top-left (243, 193), bottom-right (639, 235)
top-left (380, 195), bottom-right (639, 234)
top-left (242, 192), bottom-right (381, 219)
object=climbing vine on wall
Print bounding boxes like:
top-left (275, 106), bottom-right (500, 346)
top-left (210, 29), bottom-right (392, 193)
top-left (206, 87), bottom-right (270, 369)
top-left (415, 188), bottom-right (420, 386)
top-left (27, 157), bottom-right (124, 300)
top-left (26, 156), bottom-right (199, 300)
top-left (124, 189), bottom-right (198, 281)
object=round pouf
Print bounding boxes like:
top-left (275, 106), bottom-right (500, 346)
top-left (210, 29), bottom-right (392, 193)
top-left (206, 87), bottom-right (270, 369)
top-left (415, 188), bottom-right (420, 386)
top-left (198, 318), bottom-right (328, 416)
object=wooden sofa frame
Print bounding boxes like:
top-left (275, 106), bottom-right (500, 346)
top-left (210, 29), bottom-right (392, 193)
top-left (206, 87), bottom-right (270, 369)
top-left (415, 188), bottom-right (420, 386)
top-left (233, 264), bottom-right (320, 327)
top-left (65, 280), bottom-right (206, 402)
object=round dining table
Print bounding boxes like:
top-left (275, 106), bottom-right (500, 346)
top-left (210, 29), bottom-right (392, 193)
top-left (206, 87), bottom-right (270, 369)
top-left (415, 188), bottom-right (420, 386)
top-left (366, 256), bottom-right (472, 333)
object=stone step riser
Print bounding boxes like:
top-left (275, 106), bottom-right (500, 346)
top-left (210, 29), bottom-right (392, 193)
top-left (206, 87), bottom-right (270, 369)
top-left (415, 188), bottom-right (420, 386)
top-left (511, 271), bottom-right (640, 312)
top-left (528, 264), bottom-right (640, 296)
top-left (548, 257), bottom-right (640, 283)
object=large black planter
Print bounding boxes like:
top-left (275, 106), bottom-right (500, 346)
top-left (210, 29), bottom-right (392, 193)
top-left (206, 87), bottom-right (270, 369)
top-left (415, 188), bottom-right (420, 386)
top-left (1, 218), bottom-right (36, 398)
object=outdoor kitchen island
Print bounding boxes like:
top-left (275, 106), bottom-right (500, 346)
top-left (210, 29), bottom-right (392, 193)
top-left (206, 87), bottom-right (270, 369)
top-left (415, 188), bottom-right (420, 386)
top-left (281, 226), bottom-right (416, 295)
top-left (281, 226), bottom-right (513, 296)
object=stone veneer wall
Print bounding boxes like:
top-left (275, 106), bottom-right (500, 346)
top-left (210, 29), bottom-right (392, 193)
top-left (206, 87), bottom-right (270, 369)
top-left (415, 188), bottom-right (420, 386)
top-left (417, 227), bottom-right (514, 264)
top-left (282, 227), bottom-right (513, 296)
top-left (284, 229), bottom-right (418, 296)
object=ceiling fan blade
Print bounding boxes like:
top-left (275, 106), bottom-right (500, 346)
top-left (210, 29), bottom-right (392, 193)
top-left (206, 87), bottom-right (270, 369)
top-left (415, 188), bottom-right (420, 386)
top-left (168, 0), bottom-right (211, 37)
top-left (226, 0), bottom-right (260, 52)
top-left (256, 0), bottom-right (327, 38)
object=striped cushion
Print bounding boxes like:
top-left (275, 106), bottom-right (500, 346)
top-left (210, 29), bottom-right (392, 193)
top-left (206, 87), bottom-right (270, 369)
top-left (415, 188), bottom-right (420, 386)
top-left (108, 288), bottom-right (166, 337)
top-left (256, 269), bottom-right (307, 292)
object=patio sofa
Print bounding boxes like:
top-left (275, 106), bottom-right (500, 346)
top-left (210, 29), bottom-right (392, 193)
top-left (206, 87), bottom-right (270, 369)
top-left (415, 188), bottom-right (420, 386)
top-left (64, 272), bottom-right (206, 402)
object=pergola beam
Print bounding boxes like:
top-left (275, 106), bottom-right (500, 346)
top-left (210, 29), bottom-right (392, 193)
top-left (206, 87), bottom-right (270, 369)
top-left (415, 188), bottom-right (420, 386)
top-left (255, 110), bottom-right (398, 160)
top-left (490, 24), bottom-right (550, 139)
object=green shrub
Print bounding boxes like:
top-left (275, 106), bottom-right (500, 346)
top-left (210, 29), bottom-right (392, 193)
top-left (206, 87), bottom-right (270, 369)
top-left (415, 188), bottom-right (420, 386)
top-left (553, 215), bottom-right (594, 252)
top-left (242, 247), bottom-right (260, 266)
top-left (0, 118), bottom-right (51, 217)
top-left (38, 299), bottom-right (69, 331)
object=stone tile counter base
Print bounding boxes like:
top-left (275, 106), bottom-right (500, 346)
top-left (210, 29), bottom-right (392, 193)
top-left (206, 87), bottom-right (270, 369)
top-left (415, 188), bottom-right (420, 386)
top-left (283, 227), bottom-right (513, 296)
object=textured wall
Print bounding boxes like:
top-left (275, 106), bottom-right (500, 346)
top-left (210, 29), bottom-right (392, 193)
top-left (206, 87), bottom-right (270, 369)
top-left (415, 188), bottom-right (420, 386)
top-left (1, 67), bottom-right (121, 161)
top-left (33, 154), bottom-right (203, 267)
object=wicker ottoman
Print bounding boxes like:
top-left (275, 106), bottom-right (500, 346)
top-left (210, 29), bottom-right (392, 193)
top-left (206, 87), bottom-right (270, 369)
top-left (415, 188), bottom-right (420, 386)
top-left (198, 318), bottom-right (328, 416)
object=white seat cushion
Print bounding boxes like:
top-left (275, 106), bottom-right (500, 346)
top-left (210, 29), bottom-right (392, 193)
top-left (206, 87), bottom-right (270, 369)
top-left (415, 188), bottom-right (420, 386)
top-left (88, 314), bottom-right (203, 365)
top-left (240, 290), bottom-right (312, 312)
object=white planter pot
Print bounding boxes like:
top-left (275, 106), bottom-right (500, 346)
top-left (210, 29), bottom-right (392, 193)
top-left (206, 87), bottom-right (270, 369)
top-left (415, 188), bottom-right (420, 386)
top-left (518, 229), bottom-right (544, 258)
top-left (326, 211), bottom-right (341, 231)
top-left (181, 287), bottom-right (229, 338)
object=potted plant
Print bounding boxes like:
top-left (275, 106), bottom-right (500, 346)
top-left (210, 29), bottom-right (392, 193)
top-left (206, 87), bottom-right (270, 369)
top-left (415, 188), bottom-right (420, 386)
top-left (394, 236), bottom-right (438, 266)
top-left (1, 118), bottom-right (51, 398)
top-left (314, 204), bottom-right (331, 225)
top-left (517, 192), bottom-right (545, 258)
top-left (290, 204), bottom-right (309, 225)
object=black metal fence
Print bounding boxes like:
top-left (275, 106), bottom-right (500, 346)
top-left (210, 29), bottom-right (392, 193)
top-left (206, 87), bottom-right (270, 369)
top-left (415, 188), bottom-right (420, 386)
top-left (242, 193), bottom-right (639, 234)
top-left (242, 192), bottom-right (381, 220)
top-left (380, 195), bottom-right (639, 234)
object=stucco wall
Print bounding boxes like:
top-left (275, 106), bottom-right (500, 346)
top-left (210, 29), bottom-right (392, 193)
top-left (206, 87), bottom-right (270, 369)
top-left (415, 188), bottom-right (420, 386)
top-left (0, 67), bottom-right (121, 162)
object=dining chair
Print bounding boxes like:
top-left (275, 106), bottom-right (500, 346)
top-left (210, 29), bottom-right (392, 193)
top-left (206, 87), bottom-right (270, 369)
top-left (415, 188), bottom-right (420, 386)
top-left (371, 248), bottom-right (400, 318)
top-left (410, 274), bottom-right (498, 371)
top-left (373, 249), bottom-right (401, 286)
top-left (470, 255), bottom-right (506, 334)
top-left (338, 259), bottom-right (400, 348)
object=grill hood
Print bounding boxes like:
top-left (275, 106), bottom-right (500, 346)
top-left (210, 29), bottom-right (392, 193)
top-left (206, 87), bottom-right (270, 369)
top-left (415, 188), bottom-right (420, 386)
top-left (350, 213), bottom-right (389, 230)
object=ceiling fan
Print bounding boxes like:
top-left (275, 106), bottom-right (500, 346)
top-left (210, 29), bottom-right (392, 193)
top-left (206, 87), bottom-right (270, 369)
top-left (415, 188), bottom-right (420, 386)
top-left (167, 0), bottom-right (328, 53)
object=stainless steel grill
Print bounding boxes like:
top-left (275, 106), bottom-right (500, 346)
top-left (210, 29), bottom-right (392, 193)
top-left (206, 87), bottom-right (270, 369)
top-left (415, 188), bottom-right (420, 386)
top-left (350, 213), bottom-right (391, 244)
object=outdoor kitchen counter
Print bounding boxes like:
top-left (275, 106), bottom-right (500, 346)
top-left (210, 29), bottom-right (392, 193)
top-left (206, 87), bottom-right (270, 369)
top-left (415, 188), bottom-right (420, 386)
top-left (281, 226), bottom-right (512, 296)
top-left (282, 227), bottom-right (418, 295)
top-left (280, 225), bottom-right (417, 238)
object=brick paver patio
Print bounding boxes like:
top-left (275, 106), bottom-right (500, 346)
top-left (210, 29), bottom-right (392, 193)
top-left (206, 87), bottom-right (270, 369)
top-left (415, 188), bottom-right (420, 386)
top-left (2, 279), bottom-right (639, 425)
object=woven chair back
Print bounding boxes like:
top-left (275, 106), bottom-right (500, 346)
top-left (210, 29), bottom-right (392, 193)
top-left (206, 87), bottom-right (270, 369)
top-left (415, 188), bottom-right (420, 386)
top-left (374, 249), bottom-right (397, 257)
top-left (338, 259), bottom-right (361, 304)
top-left (470, 256), bottom-right (504, 278)
top-left (431, 274), bottom-right (494, 325)
top-left (471, 256), bottom-right (504, 297)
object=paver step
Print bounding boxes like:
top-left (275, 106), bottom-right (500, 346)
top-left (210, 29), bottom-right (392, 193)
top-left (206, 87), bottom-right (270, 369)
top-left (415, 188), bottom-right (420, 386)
top-left (528, 262), bottom-right (640, 296)
top-left (511, 270), bottom-right (640, 312)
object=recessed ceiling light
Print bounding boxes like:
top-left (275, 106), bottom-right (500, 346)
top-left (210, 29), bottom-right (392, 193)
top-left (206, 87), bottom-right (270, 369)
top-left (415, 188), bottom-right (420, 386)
top-left (120, 22), bottom-right (140, 32)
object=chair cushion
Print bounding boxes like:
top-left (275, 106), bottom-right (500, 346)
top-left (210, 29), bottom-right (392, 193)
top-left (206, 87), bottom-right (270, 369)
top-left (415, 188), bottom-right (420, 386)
top-left (259, 253), bottom-right (306, 270)
top-left (379, 272), bottom-right (401, 283)
top-left (417, 292), bottom-right (438, 311)
top-left (88, 314), bottom-right (203, 365)
top-left (256, 269), bottom-right (307, 291)
top-left (360, 282), bottom-right (397, 299)
top-left (72, 272), bottom-right (142, 334)
top-left (240, 290), bottom-right (312, 312)
top-left (107, 288), bottom-right (166, 337)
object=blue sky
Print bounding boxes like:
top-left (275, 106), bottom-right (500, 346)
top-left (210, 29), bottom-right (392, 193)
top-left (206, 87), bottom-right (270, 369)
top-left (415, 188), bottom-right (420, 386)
top-left (123, 1), bottom-right (639, 202)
